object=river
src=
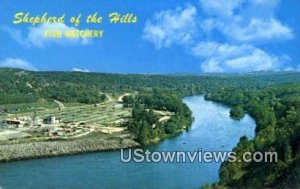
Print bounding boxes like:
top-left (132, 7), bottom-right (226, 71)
top-left (0, 95), bottom-right (256, 189)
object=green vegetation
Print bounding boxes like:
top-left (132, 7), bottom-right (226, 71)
top-left (1, 68), bottom-right (300, 106)
top-left (205, 83), bottom-right (300, 188)
top-left (230, 105), bottom-right (245, 120)
top-left (124, 89), bottom-right (192, 144)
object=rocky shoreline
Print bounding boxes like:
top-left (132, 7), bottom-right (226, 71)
top-left (0, 133), bottom-right (140, 162)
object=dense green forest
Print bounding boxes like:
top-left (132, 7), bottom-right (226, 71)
top-left (1, 68), bottom-right (300, 105)
top-left (205, 84), bottom-right (300, 188)
top-left (229, 105), bottom-right (245, 120)
top-left (0, 68), bottom-right (300, 188)
top-left (123, 89), bottom-right (193, 144)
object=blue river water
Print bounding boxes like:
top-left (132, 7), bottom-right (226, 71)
top-left (0, 95), bottom-right (256, 189)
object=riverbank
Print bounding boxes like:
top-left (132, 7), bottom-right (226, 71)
top-left (0, 132), bottom-right (140, 162)
top-left (0, 125), bottom-right (187, 163)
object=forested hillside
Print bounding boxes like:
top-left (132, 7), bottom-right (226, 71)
top-left (1, 68), bottom-right (300, 104)
top-left (205, 84), bottom-right (300, 188)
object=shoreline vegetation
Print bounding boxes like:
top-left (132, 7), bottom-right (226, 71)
top-left (204, 84), bottom-right (300, 188)
top-left (0, 68), bottom-right (299, 188)
top-left (124, 91), bottom-right (193, 145)
top-left (229, 105), bottom-right (245, 120)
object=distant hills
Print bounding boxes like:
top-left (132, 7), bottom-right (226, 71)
top-left (0, 68), bottom-right (299, 105)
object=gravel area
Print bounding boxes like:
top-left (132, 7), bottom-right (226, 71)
top-left (0, 133), bottom-right (140, 162)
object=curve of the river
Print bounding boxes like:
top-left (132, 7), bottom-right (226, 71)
top-left (0, 95), bottom-right (256, 189)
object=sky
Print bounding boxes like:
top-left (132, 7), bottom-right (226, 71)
top-left (0, 0), bottom-right (299, 74)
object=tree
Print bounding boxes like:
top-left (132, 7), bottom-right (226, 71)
top-left (230, 105), bottom-right (245, 120)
